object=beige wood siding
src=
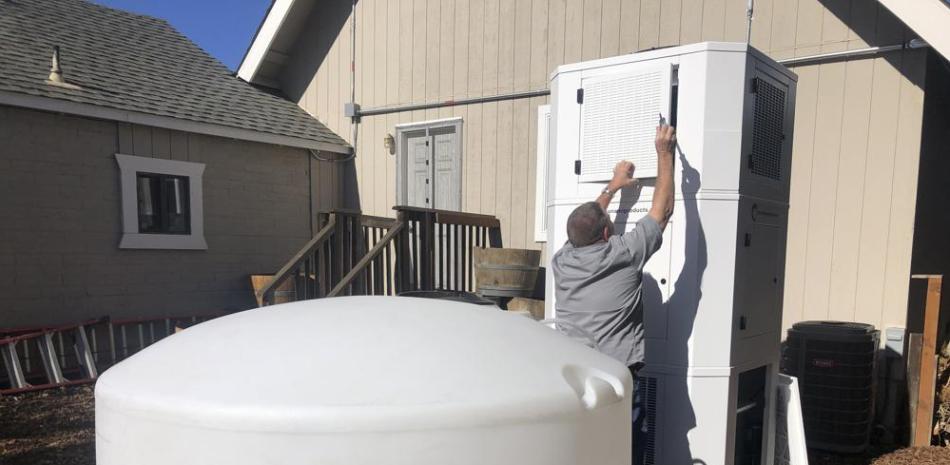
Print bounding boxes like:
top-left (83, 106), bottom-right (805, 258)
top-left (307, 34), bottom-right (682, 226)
top-left (282, 0), bottom-right (926, 332)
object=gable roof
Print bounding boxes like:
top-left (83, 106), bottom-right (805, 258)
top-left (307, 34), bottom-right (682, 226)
top-left (237, 0), bottom-right (319, 87)
top-left (0, 0), bottom-right (349, 153)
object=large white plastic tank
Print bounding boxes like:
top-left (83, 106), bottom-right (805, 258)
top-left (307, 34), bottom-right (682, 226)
top-left (95, 296), bottom-right (632, 465)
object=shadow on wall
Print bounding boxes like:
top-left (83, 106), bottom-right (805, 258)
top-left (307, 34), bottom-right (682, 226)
top-left (643, 153), bottom-right (707, 463)
top-left (910, 52), bottom-right (950, 343)
top-left (815, 0), bottom-right (926, 90)
top-left (284, 0), bottom-right (363, 214)
top-left (280, 0), bottom-right (356, 103)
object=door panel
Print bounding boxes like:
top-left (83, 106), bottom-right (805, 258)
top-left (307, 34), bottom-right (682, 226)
top-left (432, 128), bottom-right (461, 211)
top-left (406, 132), bottom-right (431, 208)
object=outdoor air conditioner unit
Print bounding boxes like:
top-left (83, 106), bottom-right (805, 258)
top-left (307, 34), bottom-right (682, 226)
top-left (543, 42), bottom-right (797, 465)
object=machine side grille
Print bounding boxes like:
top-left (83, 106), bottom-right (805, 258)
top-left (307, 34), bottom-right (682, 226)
top-left (750, 77), bottom-right (786, 181)
top-left (641, 376), bottom-right (659, 465)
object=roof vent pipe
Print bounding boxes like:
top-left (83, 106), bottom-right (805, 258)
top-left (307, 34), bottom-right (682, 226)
top-left (48, 46), bottom-right (64, 83)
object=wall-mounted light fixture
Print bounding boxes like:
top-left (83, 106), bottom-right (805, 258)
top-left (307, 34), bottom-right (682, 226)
top-left (384, 133), bottom-right (395, 155)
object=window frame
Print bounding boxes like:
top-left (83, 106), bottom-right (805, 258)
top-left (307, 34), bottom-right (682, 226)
top-left (135, 172), bottom-right (192, 235)
top-left (116, 153), bottom-right (207, 250)
top-left (534, 105), bottom-right (551, 243)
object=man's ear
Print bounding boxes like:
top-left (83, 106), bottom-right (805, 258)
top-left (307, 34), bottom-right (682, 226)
top-left (603, 225), bottom-right (611, 241)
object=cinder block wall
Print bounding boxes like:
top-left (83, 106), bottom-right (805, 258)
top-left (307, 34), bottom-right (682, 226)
top-left (0, 105), bottom-right (332, 328)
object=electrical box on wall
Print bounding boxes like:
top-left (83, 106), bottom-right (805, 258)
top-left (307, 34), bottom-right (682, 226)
top-left (543, 43), bottom-right (797, 465)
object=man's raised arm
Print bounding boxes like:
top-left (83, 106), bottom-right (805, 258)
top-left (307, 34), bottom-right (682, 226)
top-left (649, 124), bottom-right (676, 230)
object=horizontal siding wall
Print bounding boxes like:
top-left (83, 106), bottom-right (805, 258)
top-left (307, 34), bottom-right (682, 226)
top-left (0, 105), bottom-right (336, 328)
top-left (284, 0), bottom-right (926, 332)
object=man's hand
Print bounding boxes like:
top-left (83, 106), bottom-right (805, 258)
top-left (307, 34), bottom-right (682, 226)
top-left (608, 160), bottom-right (637, 192)
top-left (655, 124), bottom-right (676, 156)
top-left (596, 160), bottom-right (636, 210)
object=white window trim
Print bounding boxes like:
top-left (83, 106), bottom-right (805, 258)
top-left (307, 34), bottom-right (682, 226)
top-left (116, 153), bottom-right (207, 250)
top-left (534, 105), bottom-right (551, 242)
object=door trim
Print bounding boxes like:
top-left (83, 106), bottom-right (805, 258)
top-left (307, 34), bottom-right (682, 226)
top-left (395, 118), bottom-right (463, 208)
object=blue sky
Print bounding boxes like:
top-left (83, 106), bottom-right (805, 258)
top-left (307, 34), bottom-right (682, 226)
top-left (92, 0), bottom-right (271, 71)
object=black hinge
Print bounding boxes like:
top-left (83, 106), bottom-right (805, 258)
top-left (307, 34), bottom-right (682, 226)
top-left (750, 78), bottom-right (759, 94)
top-left (747, 154), bottom-right (754, 170)
top-left (425, 140), bottom-right (429, 146)
top-left (425, 179), bottom-right (429, 184)
top-left (744, 233), bottom-right (752, 247)
top-left (576, 88), bottom-right (584, 104)
top-left (574, 160), bottom-right (582, 175)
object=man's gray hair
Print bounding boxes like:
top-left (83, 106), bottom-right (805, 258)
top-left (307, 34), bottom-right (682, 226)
top-left (566, 202), bottom-right (611, 247)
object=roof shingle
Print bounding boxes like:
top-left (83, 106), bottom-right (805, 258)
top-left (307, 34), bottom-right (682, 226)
top-left (0, 0), bottom-right (348, 151)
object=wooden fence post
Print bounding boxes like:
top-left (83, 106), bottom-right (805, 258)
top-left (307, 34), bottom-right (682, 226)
top-left (910, 274), bottom-right (943, 446)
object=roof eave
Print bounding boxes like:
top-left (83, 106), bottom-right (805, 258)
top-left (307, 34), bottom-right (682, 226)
top-left (0, 90), bottom-right (351, 154)
top-left (237, 0), bottom-right (298, 84)
top-left (877, 0), bottom-right (950, 61)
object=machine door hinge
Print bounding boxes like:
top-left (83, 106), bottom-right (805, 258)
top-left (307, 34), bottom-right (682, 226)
top-left (750, 78), bottom-right (759, 94)
top-left (744, 233), bottom-right (752, 247)
top-left (576, 88), bottom-right (584, 104)
top-left (574, 160), bottom-right (582, 175)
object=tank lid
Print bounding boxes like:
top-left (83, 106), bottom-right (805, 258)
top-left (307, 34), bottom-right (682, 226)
top-left (789, 320), bottom-right (877, 336)
top-left (95, 296), bottom-right (630, 433)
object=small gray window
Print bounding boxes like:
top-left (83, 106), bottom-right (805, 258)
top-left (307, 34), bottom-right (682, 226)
top-left (116, 154), bottom-right (206, 250)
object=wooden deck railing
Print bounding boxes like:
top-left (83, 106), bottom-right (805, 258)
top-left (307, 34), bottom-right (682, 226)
top-left (393, 206), bottom-right (503, 293)
top-left (258, 207), bottom-right (503, 305)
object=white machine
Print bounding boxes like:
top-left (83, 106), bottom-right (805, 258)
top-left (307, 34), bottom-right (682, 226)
top-left (544, 42), bottom-right (797, 465)
top-left (96, 297), bottom-right (634, 465)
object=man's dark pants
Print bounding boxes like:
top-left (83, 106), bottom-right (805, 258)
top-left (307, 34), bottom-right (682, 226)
top-left (631, 365), bottom-right (647, 465)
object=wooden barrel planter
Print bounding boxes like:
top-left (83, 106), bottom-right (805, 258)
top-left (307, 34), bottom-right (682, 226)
top-left (473, 248), bottom-right (541, 298)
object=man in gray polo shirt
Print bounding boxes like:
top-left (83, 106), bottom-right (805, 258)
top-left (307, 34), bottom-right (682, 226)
top-left (552, 123), bottom-right (675, 465)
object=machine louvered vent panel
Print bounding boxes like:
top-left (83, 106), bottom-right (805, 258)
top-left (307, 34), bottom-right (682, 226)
top-left (579, 65), bottom-right (672, 182)
top-left (750, 77), bottom-right (786, 180)
top-left (641, 376), bottom-right (659, 465)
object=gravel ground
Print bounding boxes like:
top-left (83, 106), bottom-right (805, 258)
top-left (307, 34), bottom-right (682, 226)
top-left (0, 385), bottom-right (95, 465)
top-left (870, 447), bottom-right (950, 465)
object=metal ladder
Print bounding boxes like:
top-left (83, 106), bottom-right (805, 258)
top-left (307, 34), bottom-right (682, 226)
top-left (0, 321), bottom-right (99, 395)
top-left (0, 314), bottom-right (220, 395)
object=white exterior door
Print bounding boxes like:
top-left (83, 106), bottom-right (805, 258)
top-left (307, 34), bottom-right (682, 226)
top-left (397, 119), bottom-right (462, 210)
